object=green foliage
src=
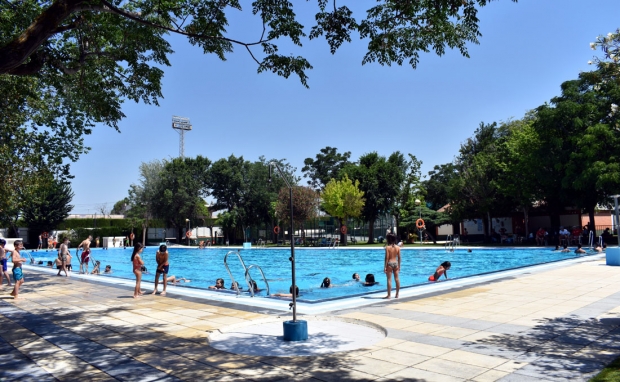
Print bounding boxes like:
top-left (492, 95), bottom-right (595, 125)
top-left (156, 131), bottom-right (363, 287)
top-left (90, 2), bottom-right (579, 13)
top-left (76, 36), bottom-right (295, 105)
top-left (152, 156), bottom-right (211, 239)
top-left (424, 163), bottom-right (458, 211)
top-left (320, 175), bottom-right (364, 222)
top-left (344, 151), bottom-right (407, 243)
top-left (1, 0), bottom-right (511, 213)
top-left (21, 179), bottom-right (74, 244)
top-left (111, 198), bottom-right (130, 215)
top-left (302, 146), bottom-right (351, 191)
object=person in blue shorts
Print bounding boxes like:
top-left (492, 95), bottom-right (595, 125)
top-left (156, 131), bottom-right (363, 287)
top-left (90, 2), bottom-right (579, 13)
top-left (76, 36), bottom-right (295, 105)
top-left (10, 240), bottom-right (27, 299)
top-left (0, 239), bottom-right (12, 287)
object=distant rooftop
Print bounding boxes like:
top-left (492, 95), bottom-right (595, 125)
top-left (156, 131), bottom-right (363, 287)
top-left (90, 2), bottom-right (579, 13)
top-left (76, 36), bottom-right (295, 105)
top-left (67, 214), bottom-right (125, 219)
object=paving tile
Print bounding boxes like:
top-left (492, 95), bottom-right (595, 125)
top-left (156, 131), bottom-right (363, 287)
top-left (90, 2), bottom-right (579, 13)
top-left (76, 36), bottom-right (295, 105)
top-left (363, 348), bottom-right (430, 366)
top-left (347, 355), bottom-right (409, 377)
top-left (379, 367), bottom-right (465, 381)
top-left (414, 358), bottom-right (488, 379)
top-left (438, 349), bottom-right (508, 369)
top-left (470, 369), bottom-right (509, 382)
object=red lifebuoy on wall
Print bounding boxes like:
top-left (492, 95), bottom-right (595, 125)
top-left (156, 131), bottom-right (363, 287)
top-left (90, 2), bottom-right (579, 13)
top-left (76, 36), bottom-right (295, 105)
top-left (340, 226), bottom-right (347, 235)
top-left (186, 230), bottom-right (192, 238)
top-left (273, 226), bottom-right (280, 234)
top-left (416, 218), bottom-right (425, 229)
top-left (129, 233), bottom-right (135, 240)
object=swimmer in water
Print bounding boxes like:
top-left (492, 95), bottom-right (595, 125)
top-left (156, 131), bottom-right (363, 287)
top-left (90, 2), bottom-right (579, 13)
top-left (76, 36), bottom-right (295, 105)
top-left (429, 261), bottom-right (451, 282)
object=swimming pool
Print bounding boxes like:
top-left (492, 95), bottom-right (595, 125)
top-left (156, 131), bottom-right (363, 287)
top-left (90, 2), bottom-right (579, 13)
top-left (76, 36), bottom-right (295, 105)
top-left (28, 247), bottom-right (593, 301)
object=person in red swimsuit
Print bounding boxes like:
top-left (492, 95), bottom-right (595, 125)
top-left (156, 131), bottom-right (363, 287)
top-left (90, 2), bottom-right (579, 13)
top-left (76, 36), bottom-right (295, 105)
top-left (429, 261), bottom-right (451, 282)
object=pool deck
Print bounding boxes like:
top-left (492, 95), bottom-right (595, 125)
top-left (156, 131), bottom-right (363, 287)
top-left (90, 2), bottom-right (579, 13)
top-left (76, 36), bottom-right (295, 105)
top-left (2, 255), bottom-right (620, 381)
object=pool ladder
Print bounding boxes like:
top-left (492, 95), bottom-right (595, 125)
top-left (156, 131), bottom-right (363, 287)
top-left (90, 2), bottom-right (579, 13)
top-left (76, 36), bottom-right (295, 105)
top-left (444, 235), bottom-right (459, 252)
top-left (223, 250), bottom-right (270, 297)
top-left (329, 239), bottom-right (339, 249)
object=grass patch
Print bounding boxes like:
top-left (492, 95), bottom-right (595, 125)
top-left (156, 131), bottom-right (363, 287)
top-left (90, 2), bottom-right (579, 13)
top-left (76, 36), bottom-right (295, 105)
top-left (590, 356), bottom-right (620, 382)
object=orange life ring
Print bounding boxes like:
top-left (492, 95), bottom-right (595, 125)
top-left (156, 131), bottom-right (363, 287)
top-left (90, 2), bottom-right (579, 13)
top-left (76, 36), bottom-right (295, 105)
top-left (41, 232), bottom-right (49, 239)
top-left (340, 226), bottom-right (347, 235)
top-left (129, 233), bottom-right (135, 240)
top-left (416, 218), bottom-right (425, 229)
top-left (185, 230), bottom-right (191, 238)
top-left (273, 226), bottom-right (280, 234)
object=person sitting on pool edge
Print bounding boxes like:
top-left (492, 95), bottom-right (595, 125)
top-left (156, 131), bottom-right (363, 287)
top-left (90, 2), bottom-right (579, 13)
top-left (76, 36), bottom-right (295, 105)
top-left (363, 273), bottom-right (379, 286)
top-left (320, 277), bottom-right (331, 288)
top-left (352, 273), bottom-right (360, 282)
top-left (208, 278), bottom-right (225, 289)
top-left (273, 285), bottom-right (300, 298)
top-left (575, 244), bottom-right (586, 254)
top-left (429, 261), bottom-right (451, 282)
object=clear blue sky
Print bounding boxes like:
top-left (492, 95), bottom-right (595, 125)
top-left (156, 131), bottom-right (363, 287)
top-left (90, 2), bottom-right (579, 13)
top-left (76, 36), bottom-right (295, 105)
top-left (69, 0), bottom-right (620, 214)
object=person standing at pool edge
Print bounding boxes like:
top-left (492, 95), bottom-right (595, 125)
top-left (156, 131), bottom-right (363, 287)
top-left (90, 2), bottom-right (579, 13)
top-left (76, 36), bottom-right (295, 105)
top-left (10, 240), bottom-right (27, 299)
top-left (0, 239), bottom-right (12, 287)
top-left (383, 233), bottom-right (401, 299)
top-left (131, 243), bottom-right (145, 298)
top-left (152, 244), bottom-right (169, 295)
top-left (78, 235), bottom-right (93, 274)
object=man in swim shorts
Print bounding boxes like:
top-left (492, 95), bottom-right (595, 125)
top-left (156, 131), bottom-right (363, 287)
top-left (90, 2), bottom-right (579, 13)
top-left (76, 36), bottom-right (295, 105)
top-left (0, 239), bottom-right (12, 287)
top-left (78, 235), bottom-right (93, 274)
top-left (10, 240), bottom-right (27, 299)
top-left (152, 244), bottom-right (169, 295)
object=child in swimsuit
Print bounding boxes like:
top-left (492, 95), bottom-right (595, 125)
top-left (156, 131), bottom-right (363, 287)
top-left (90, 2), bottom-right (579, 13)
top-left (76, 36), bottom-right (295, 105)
top-left (10, 240), bottom-right (27, 299)
top-left (383, 233), bottom-right (401, 299)
top-left (131, 243), bottom-right (145, 298)
top-left (429, 261), bottom-right (451, 282)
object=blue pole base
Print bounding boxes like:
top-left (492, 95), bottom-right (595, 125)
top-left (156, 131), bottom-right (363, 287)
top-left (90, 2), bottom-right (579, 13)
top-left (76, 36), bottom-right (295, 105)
top-left (283, 320), bottom-right (308, 341)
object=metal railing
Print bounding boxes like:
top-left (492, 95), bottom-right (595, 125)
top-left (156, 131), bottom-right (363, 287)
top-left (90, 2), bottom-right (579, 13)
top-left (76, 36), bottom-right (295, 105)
top-left (223, 250), bottom-right (270, 297)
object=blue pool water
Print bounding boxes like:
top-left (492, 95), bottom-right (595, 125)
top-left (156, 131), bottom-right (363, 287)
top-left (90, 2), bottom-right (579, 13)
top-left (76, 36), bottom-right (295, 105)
top-left (28, 247), bottom-right (593, 301)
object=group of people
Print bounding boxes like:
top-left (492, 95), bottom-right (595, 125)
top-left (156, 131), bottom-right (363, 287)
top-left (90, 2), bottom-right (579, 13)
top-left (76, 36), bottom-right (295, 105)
top-left (131, 243), bottom-right (190, 299)
top-left (203, 232), bottom-right (451, 300)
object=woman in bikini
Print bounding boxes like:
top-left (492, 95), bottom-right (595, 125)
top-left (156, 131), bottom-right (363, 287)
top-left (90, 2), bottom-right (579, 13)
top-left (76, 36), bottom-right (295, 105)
top-left (131, 243), bottom-right (145, 298)
top-left (383, 233), bottom-right (401, 299)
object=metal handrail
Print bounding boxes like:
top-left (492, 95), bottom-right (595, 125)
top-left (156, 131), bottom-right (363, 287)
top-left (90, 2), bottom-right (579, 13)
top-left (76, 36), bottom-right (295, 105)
top-left (245, 264), bottom-right (270, 297)
top-left (329, 239), bottom-right (339, 249)
top-left (444, 235), bottom-right (452, 251)
top-left (589, 231), bottom-right (594, 249)
top-left (224, 250), bottom-right (249, 296)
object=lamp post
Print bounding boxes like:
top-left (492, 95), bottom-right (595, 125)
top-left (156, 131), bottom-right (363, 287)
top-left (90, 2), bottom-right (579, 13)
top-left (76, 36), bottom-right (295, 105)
top-left (269, 161), bottom-right (307, 341)
top-left (185, 218), bottom-right (190, 246)
top-left (415, 199), bottom-right (422, 245)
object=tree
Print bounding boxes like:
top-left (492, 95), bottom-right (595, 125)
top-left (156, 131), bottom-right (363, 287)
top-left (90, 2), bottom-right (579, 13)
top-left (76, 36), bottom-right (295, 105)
top-left (320, 175), bottom-right (364, 245)
top-left (449, 122), bottom-right (513, 239)
top-left (424, 163), bottom-right (458, 211)
top-left (344, 151), bottom-right (407, 244)
top-left (495, 116), bottom-right (541, 238)
top-left (22, 179), bottom-right (74, 246)
top-left (393, 154), bottom-right (425, 239)
top-left (275, 186), bottom-right (320, 241)
top-left (302, 147), bottom-right (351, 191)
top-left (127, 159), bottom-right (164, 245)
top-left (1, 0), bottom-right (513, 204)
top-left (152, 156), bottom-right (211, 241)
top-left (534, 70), bottom-right (620, 228)
top-left (111, 198), bottom-right (130, 215)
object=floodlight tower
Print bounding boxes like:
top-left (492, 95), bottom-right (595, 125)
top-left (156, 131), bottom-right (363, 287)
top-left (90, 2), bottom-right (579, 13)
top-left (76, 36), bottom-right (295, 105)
top-left (172, 116), bottom-right (192, 158)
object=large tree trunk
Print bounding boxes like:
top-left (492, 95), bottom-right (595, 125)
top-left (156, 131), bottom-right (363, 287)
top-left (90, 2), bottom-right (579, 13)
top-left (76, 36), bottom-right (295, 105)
top-left (367, 219), bottom-right (375, 244)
